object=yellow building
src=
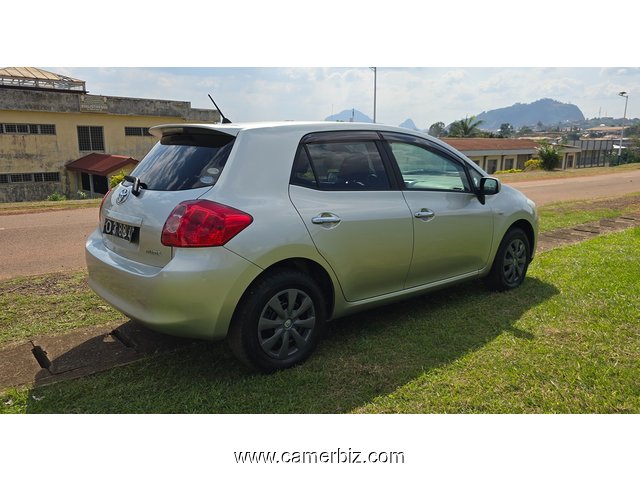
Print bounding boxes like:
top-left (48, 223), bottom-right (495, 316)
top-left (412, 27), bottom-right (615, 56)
top-left (0, 67), bottom-right (219, 202)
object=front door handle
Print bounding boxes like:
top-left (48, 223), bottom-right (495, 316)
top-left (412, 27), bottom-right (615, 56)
top-left (312, 213), bottom-right (341, 225)
top-left (414, 209), bottom-right (435, 219)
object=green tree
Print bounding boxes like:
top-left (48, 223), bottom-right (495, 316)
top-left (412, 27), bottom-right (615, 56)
top-left (498, 123), bottom-right (514, 137)
top-left (428, 121), bottom-right (447, 137)
top-left (536, 142), bottom-right (561, 171)
top-left (448, 116), bottom-right (484, 137)
top-left (518, 126), bottom-right (534, 135)
top-left (563, 131), bottom-right (580, 142)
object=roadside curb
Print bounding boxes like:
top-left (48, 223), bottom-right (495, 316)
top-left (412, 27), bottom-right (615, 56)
top-left (2, 213), bottom-right (640, 393)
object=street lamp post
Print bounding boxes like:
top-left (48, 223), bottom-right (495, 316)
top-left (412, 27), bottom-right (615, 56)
top-left (370, 67), bottom-right (377, 123)
top-left (618, 91), bottom-right (629, 162)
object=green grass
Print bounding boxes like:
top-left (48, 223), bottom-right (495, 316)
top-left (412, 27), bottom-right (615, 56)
top-left (537, 193), bottom-right (640, 233)
top-left (2, 227), bottom-right (639, 413)
top-left (0, 198), bottom-right (101, 216)
top-left (496, 162), bottom-right (640, 183)
top-left (0, 271), bottom-right (125, 346)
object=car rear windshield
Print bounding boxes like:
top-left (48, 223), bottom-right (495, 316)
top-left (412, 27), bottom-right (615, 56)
top-left (128, 132), bottom-right (235, 191)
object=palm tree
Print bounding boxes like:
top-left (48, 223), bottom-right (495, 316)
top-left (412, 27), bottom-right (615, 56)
top-left (448, 116), bottom-right (484, 137)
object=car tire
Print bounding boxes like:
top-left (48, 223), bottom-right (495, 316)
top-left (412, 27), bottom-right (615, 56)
top-left (484, 228), bottom-right (531, 292)
top-left (228, 269), bottom-right (327, 373)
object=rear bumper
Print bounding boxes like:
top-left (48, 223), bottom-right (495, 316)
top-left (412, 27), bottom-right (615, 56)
top-left (85, 229), bottom-right (262, 340)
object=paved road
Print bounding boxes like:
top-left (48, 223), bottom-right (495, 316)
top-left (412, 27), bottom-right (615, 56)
top-left (507, 169), bottom-right (640, 206)
top-left (0, 169), bottom-right (639, 280)
top-left (0, 208), bottom-right (98, 280)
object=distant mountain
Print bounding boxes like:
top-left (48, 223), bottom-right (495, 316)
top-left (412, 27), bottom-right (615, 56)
top-left (325, 109), bottom-right (373, 123)
top-left (399, 118), bottom-right (419, 130)
top-left (475, 98), bottom-right (585, 131)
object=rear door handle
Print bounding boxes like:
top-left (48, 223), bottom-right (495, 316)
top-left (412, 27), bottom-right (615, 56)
top-left (414, 209), bottom-right (435, 219)
top-left (312, 214), bottom-right (341, 225)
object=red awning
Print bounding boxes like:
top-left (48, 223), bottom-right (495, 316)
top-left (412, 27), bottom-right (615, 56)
top-left (66, 153), bottom-right (138, 176)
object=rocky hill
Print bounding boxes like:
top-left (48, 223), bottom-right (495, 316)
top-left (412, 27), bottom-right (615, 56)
top-left (325, 109), bottom-right (373, 123)
top-left (475, 98), bottom-right (585, 130)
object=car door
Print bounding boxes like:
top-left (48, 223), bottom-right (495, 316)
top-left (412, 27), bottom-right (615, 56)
top-left (381, 132), bottom-right (494, 288)
top-left (288, 132), bottom-right (413, 302)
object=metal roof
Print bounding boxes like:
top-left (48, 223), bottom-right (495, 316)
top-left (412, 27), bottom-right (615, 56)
top-left (0, 67), bottom-right (86, 92)
top-left (66, 153), bottom-right (137, 175)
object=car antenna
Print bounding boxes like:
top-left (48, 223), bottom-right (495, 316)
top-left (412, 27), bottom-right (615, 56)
top-left (208, 94), bottom-right (232, 124)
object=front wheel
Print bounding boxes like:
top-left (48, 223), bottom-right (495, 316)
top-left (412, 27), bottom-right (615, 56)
top-left (484, 228), bottom-right (531, 291)
top-left (228, 269), bottom-right (327, 373)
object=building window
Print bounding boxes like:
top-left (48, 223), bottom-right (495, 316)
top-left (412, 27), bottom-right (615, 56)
top-left (503, 158), bottom-right (514, 170)
top-left (81, 172), bottom-right (91, 191)
top-left (0, 123), bottom-right (56, 135)
top-left (77, 126), bottom-right (105, 151)
top-left (486, 159), bottom-right (498, 174)
top-left (124, 126), bottom-right (152, 136)
top-left (0, 172), bottom-right (60, 184)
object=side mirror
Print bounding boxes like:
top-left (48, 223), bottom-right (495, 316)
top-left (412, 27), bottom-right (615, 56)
top-left (480, 177), bottom-right (500, 195)
top-left (477, 177), bottom-right (500, 205)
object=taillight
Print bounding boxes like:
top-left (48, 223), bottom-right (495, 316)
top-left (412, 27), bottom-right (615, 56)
top-left (161, 200), bottom-right (253, 247)
top-left (99, 189), bottom-right (111, 220)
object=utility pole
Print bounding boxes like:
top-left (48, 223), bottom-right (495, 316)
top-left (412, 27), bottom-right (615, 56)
top-left (618, 92), bottom-right (629, 162)
top-left (370, 67), bottom-right (377, 123)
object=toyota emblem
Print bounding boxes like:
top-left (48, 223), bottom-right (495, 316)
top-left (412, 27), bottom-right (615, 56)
top-left (116, 188), bottom-right (130, 205)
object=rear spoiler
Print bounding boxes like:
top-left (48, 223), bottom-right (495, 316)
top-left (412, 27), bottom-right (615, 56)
top-left (148, 124), bottom-right (241, 139)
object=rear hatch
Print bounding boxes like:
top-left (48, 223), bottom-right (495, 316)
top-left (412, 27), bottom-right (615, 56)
top-left (100, 127), bottom-right (236, 268)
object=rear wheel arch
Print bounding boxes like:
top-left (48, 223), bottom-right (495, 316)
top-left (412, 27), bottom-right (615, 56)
top-left (233, 257), bottom-right (336, 325)
top-left (227, 259), bottom-right (333, 372)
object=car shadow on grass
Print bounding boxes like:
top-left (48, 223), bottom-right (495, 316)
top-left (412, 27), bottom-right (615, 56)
top-left (24, 277), bottom-right (558, 413)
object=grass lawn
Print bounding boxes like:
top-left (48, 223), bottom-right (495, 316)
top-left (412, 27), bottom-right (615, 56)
top-left (537, 193), bottom-right (640, 233)
top-left (0, 271), bottom-right (126, 346)
top-left (496, 162), bottom-right (640, 183)
top-left (1, 227), bottom-right (638, 414)
top-left (0, 198), bottom-right (101, 216)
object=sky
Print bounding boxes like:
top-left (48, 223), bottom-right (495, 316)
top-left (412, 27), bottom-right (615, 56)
top-left (5, 1), bottom-right (635, 133)
top-left (49, 67), bottom-right (638, 130)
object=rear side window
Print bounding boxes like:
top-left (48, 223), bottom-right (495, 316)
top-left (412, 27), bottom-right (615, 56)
top-left (128, 133), bottom-right (235, 191)
top-left (291, 140), bottom-right (391, 190)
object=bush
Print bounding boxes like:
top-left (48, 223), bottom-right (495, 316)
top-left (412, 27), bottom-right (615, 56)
top-left (109, 170), bottom-right (127, 189)
top-left (76, 190), bottom-right (88, 200)
top-left (524, 159), bottom-right (542, 171)
top-left (494, 169), bottom-right (523, 174)
top-left (537, 143), bottom-right (561, 171)
top-left (47, 192), bottom-right (67, 201)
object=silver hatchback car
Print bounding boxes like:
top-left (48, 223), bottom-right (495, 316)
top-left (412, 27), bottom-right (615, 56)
top-left (86, 121), bottom-right (538, 372)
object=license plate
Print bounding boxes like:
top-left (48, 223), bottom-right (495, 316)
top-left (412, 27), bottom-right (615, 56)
top-left (103, 218), bottom-right (137, 243)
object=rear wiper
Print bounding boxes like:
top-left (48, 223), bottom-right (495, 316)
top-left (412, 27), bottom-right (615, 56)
top-left (124, 175), bottom-right (148, 196)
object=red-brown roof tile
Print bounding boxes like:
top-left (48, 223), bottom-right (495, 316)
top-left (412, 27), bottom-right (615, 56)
top-left (66, 153), bottom-right (138, 175)
top-left (442, 138), bottom-right (540, 151)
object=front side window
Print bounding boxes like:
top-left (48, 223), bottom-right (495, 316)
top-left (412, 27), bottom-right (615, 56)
top-left (294, 140), bottom-right (390, 190)
top-left (388, 142), bottom-right (470, 192)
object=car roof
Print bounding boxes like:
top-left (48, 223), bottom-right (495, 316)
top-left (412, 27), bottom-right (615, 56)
top-left (150, 121), bottom-right (421, 139)
top-left (148, 121), bottom-right (470, 164)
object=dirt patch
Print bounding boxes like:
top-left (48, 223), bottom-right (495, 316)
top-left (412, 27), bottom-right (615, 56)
top-left (544, 194), bottom-right (640, 213)
top-left (0, 273), bottom-right (88, 296)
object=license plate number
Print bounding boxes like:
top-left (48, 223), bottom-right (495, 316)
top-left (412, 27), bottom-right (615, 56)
top-left (103, 218), bottom-right (137, 243)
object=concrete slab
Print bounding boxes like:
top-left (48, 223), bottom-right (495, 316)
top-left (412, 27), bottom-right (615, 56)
top-left (0, 342), bottom-right (50, 389)
top-left (112, 320), bottom-right (200, 355)
top-left (31, 324), bottom-right (142, 376)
